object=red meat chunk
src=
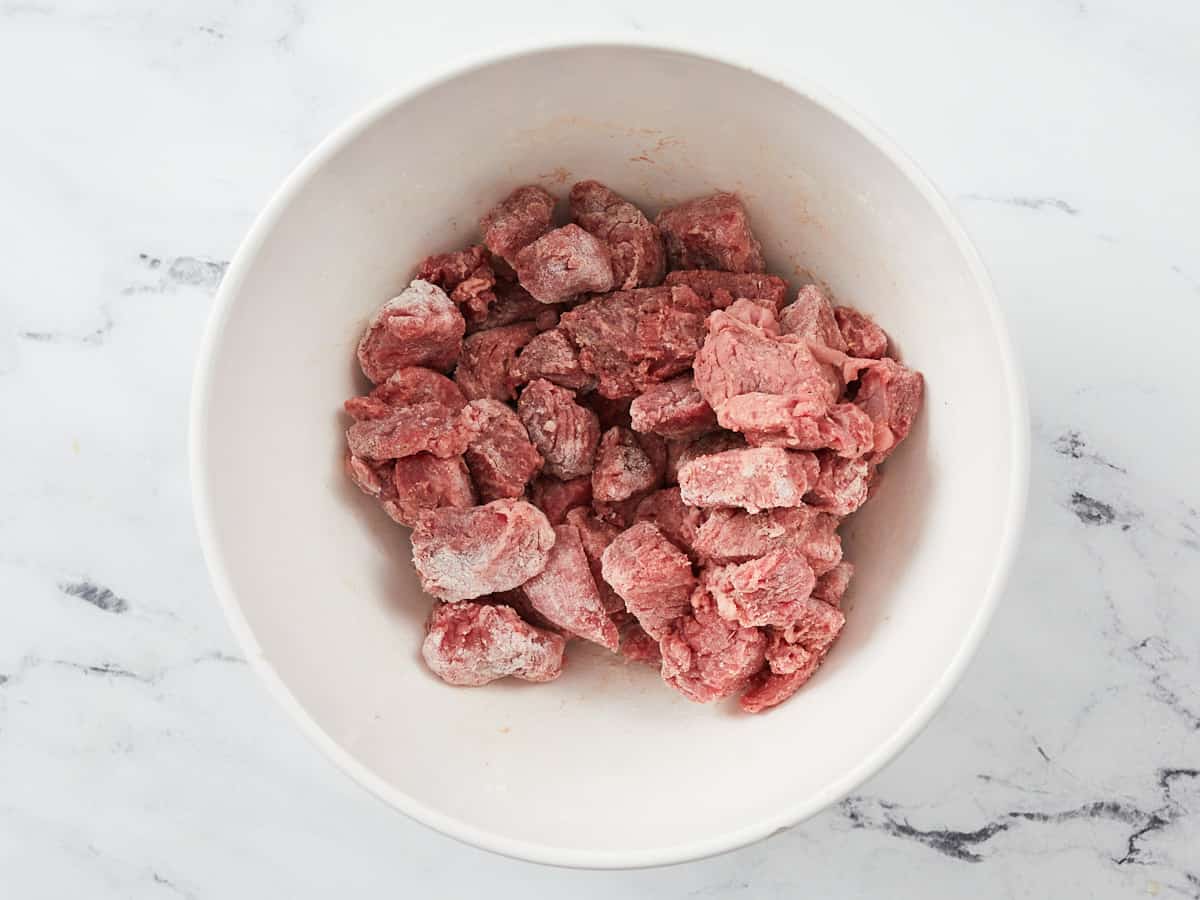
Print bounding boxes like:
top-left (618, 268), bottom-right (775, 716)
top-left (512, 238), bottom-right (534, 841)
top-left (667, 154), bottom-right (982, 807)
top-left (629, 375), bottom-right (717, 440)
top-left (569, 180), bottom-right (665, 290)
top-left (345, 366), bottom-right (467, 421)
top-left (388, 453), bottom-right (477, 526)
top-left (467, 281), bottom-right (562, 334)
top-left (678, 447), bottom-right (819, 513)
top-left (514, 224), bottom-right (614, 303)
top-left (778, 284), bottom-right (847, 351)
top-left (510, 328), bottom-right (594, 391)
top-left (521, 524), bottom-right (619, 651)
top-left (704, 549), bottom-right (817, 628)
top-left (693, 301), bottom-right (840, 418)
top-left (410, 499), bottom-right (555, 601)
top-left (345, 401), bottom-right (478, 461)
top-left (558, 285), bottom-right (709, 399)
top-left (479, 185), bottom-right (556, 265)
top-left (812, 561), bottom-right (854, 607)
top-left (530, 475), bottom-right (593, 525)
top-left (655, 192), bottom-right (765, 273)
top-left (356, 280), bottom-right (466, 383)
top-left (664, 270), bottom-right (787, 311)
top-left (660, 587), bottom-right (767, 703)
top-left (564, 507), bottom-right (624, 613)
top-left (454, 322), bottom-right (539, 402)
top-left (805, 453), bottom-right (873, 516)
top-left (855, 358), bottom-right (925, 462)
top-left (834, 306), bottom-right (889, 359)
top-left (634, 487), bottom-right (705, 559)
top-left (777, 596), bottom-right (846, 654)
top-left (592, 427), bottom-right (661, 502)
top-left (667, 431), bottom-right (746, 483)
top-left (601, 522), bottom-right (696, 640)
top-left (718, 395), bottom-right (874, 458)
top-left (416, 244), bottom-right (497, 325)
top-left (739, 660), bottom-right (820, 713)
top-left (462, 399), bottom-right (543, 501)
top-left (517, 378), bottom-right (601, 480)
top-left (422, 601), bottom-right (566, 686)
top-left (692, 506), bottom-right (841, 575)
top-left (618, 619), bottom-right (662, 665)
top-left (345, 451), bottom-right (393, 499)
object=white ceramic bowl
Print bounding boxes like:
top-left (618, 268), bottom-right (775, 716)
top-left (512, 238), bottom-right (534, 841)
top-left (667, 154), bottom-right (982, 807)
top-left (191, 42), bottom-right (1028, 868)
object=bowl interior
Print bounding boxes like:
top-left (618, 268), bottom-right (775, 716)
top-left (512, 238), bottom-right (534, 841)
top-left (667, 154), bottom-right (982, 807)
top-left (194, 45), bottom-right (1023, 866)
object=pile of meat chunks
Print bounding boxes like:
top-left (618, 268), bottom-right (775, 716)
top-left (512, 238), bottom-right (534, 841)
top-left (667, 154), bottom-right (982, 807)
top-left (343, 180), bottom-right (923, 713)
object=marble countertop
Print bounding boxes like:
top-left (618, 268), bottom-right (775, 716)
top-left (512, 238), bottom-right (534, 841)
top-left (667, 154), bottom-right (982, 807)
top-left (2, 1), bottom-right (1198, 896)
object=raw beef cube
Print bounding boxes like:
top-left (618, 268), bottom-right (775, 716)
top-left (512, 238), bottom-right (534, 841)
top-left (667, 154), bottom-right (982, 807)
top-left (779, 284), bottom-right (847, 351)
top-left (388, 453), bottom-right (477, 526)
top-left (812, 561), bottom-right (854, 607)
top-left (800, 513), bottom-right (843, 577)
top-left (592, 427), bottom-right (661, 502)
top-left (660, 586), bottom-right (767, 702)
top-left (410, 499), bottom-right (555, 601)
top-left (530, 474), bottom-right (593, 525)
top-left (693, 302), bottom-right (840, 415)
top-left (725, 297), bottom-right (782, 332)
top-left (704, 549), bottom-right (817, 629)
top-left (764, 631), bottom-right (813, 676)
top-left (564, 507), bottom-right (625, 613)
top-left (510, 328), bottom-right (594, 391)
top-left (834, 306), bottom-right (888, 359)
top-left (518, 378), bottom-right (601, 480)
top-left (629, 375), bottom-right (717, 440)
top-left (345, 451), bottom-right (395, 501)
top-left (618, 619), bottom-right (662, 665)
top-left (569, 179), bottom-right (666, 290)
top-left (655, 192), bottom-right (765, 273)
top-left (521, 524), bottom-right (620, 651)
top-left (586, 393), bottom-right (633, 430)
top-left (601, 522), bottom-right (696, 639)
top-left (805, 453), bottom-right (872, 516)
top-left (345, 366), bottom-right (467, 421)
top-left (558, 285), bottom-right (709, 399)
top-left (467, 281), bottom-right (562, 334)
top-left (663, 270), bottom-right (787, 311)
top-left (634, 487), bottom-right (705, 559)
top-left (422, 601), bottom-right (566, 686)
top-left (454, 322), bottom-right (539, 402)
top-left (416, 244), bottom-right (497, 325)
top-left (345, 401), bottom-right (477, 461)
top-left (667, 431), bottom-right (746, 483)
top-left (462, 399), bottom-right (543, 501)
top-left (855, 358), bottom-right (925, 462)
top-left (739, 660), bottom-right (820, 713)
top-left (692, 506), bottom-right (841, 574)
top-left (717, 395), bottom-right (874, 458)
top-left (777, 596), bottom-right (846, 655)
top-left (479, 185), bottom-right (556, 265)
top-left (678, 447), bottom-right (819, 513)
top-left (357, 280), bottom-right (466, 383)
top-left (514, 224), bottom-right (614, 303)
top-left (821, 403), bottom-right (877, 458)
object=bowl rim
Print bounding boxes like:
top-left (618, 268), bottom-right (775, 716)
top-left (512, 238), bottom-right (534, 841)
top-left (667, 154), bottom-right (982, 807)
top-left (189, 36), bottom-right (1030, 870)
